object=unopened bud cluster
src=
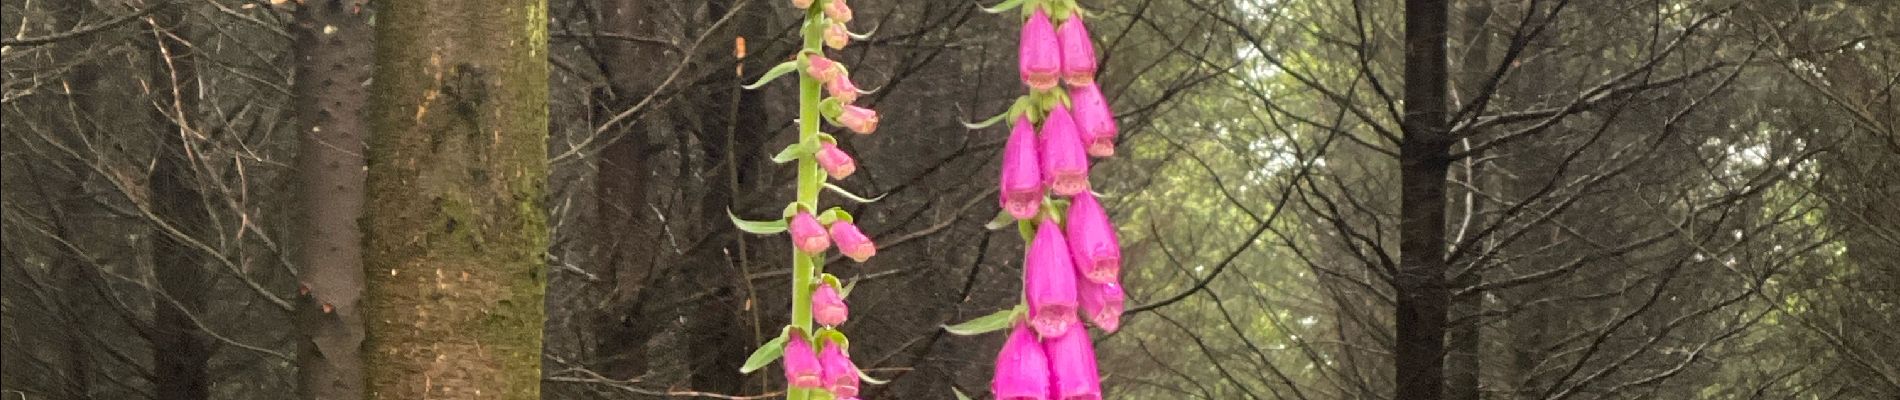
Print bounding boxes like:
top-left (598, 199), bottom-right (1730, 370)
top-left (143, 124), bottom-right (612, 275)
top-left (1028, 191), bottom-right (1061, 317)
top-left (986, 1), bottom-right (1125, 399)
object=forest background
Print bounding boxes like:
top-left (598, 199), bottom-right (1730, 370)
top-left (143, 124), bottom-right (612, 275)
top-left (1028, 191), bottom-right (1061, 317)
top-left (2, 0), bottom-right (1896, 399)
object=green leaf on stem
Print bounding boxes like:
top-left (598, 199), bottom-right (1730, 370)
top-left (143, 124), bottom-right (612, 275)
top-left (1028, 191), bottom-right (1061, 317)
top-left (953, 387), bottom-right (974, 400)
top-left (978, 0), bottom-right (1030, 14)
top-left (942, 305), bottom-right (1023, 336)
top-left (772, 142), bottom-right (818, 164)
top-left (729, 211), bottom-right (788, 234)
top-left (820, 273), bottom-right (845, 294)
top-left (817, 207), bottom-right (854, 225)
top-left (782, 202), bottom-right (810, 219)
top-left (738, 327), bottom-right (792, 373)
top-left (742, 60), bottom-right (800, 90)
top-left (961, 107), bottom-right (1014, 130)
top-left (816, 328), bottom-right (850, 350)
top-left (983, 210), bottom-right (1017, 230)
top-left (860, 369), bottom-right (890, 385)
top-left (824, 183), bottom-right (885, 203)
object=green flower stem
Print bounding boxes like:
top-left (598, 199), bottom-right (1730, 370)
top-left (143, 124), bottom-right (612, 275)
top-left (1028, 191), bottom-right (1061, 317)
top-left (790, 6), bottom-right (826, 400)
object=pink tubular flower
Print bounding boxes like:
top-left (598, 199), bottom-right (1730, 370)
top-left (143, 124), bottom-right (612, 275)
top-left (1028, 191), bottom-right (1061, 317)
top-left (825, 21), bottom-right (850, 50)
top-left (1039, 105), bottom-right (1090, 196)
top-left (838, 105), bottom-right (879, 134)
top-left (816, 142), bottom-right (856, 179)
top-left (1078, 281), bottom-right (1124, 333)
top-left (792, 0), bottom-right (814, 9)
top-left (825, 0), bottom-right (853, 23)
top-left (820, 340), bottom-right (861, 397)
top-left (829, 220), bottom-right (876, 262)
top-left (826, 74), bottom-right (860, 104)
top-left (1055, 13), bottom-right (1097, 86)
top-left (791, 211), bottom-right (831, 254)
top-left (1025, 219), bottom-right (1079, 338)
top-left (992, 322), bottom-right (1052, 400)
top-left (1000, 117), bottom-right (1044, 220)
top-left (1018, 9), bottom-right (1062, 90)
top-left (813, 281), bottom-right (849, 326)
top-left (1043, 326), bottom-right (1102, 400)
top-left (807, 55), bottom-right (845, 83)
top-left (784, 333), bottom-right (823, 389)
top-left (1063, 192), bottom-right (1120, 283)
top-left (1067, 84), bottom-right (1118, 157)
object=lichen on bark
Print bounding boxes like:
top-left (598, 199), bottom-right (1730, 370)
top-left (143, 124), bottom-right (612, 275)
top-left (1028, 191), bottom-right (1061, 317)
top-left (360, 0), bottom-right (549, 398)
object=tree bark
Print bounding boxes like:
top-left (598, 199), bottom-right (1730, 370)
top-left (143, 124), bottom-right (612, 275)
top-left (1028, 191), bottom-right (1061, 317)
top-left (1396, 0), bottom-right (1453, 399)
top-left (289, 1), bottom-right (373, 399)
top-left (360, 0), bottom-right (550, 398)
top-left (145, 7), bottom-right (212, 400)
top-left (1445, 1), bottom-right (1494, 399)
top-left (588, 0), bottom-right (671, 380)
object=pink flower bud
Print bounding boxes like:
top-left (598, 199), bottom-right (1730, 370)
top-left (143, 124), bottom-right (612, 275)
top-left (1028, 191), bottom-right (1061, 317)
top-left (1078, 280), bottom-right (1124, 333)
top-left (1039, 105), bottom-right (1090, 196)
top-left (825, 0), bottom-right (853, 23)
top-left (829, 220), bottom-right (876, 262)
top-left (807, 55), bottom-right (845, 83)
top-left (813, 281), bottom-right (849, 326)
top-left (784, 333), bottom-right (823, 389)
top-left (1056, 13), bottom-right (1097, 86)
top-left (792, 0), bottom-right (814, 9)
top-left (825, 21), bottom-right (850, 50)
top-left (1063, 192), bottom-right (1120, 283)
top-left (1067, 84), bottom-right (1119, 157)
top-left (1000, 117), bottom-right (1044, 220)
top-left (819, 340), bottom-right (861, 397)
top-left (1019, 9), bottom-right (1062, 90)
top-left (1043, 326), bottom-right (1101, 400)
top-left (826, 74), bottom-right (861, 104)
top-left (791, 211), bottom-right (831, 254)
top-left (991, 322), bottom-right (1051, 400)
top-left (1026, 219), bottom-right (1079, 338)
top-left (838, 105), bottom-right (878, 134)
top-left (816, 142), bottom-right (856, 179)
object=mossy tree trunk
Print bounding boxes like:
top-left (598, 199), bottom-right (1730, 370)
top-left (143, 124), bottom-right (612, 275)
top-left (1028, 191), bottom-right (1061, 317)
top-left (361, 0), bottom-right (549, 398)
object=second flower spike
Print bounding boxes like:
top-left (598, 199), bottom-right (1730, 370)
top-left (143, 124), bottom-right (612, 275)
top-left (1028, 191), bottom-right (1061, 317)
top-left (1056, 12), bottom-right (1097, 86)
top-left (991, 322), bottom-right (1052, 400)
top-left (1000, 117), bottom-right (1045, 220)
top-left (1018, 9), bottom-right (1062, 90)
top-left (1026, 219), bottom-right (1080, 338)
top-left (1064, 192), bottom-right (1121, 283)
top-left (1044, 326), bottom-right (1103, 400)
top-left (1039, 105), bottom-right (1091, 197)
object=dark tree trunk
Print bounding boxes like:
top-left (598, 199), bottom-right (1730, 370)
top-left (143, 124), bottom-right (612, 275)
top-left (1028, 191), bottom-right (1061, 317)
top-left (588, 0), bottom-right (672, 380)
top-left (289, 1), bottom-right (374, 399)
top-left (1396, 0), bottom-right (1454, 399)
top-left (47, 3), bottom-right (101, 398)
top-left (145, 7), bottom-right (213, 400)
top-left (360, 0), bottom-right (550, 398)
top-left (1445, 1), bottom-right (1495, 399)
